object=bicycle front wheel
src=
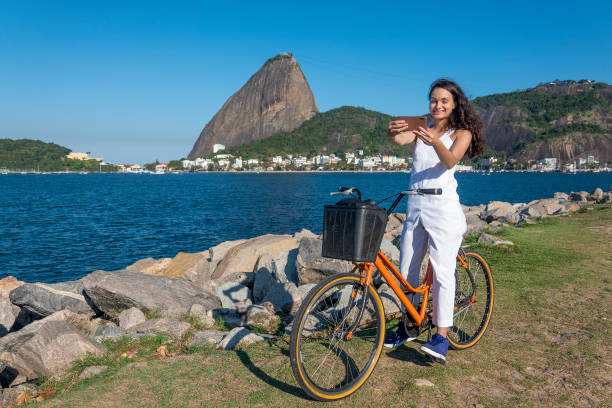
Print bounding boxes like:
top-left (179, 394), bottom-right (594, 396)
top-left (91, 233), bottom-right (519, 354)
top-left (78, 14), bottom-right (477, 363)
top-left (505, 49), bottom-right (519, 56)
top-left (290, 273), bottom-right (385, 401)
top-left (448, 250), bottom-right (494, 350)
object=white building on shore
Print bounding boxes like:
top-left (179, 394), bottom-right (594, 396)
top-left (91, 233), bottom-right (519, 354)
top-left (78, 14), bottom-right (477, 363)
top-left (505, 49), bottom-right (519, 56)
top-left (539, 158), bottom-right (557, 171)
top-left (456, 164), bottom-right (474, 172)
top-left (182, 159), bottom-right (196, 169)
top-left (359, 158), bottom-right (375, 168)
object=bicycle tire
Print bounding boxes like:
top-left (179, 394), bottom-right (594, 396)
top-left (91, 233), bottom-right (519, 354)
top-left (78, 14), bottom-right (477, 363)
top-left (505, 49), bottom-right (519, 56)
top-left (290, 273), bottom-right (385, 401)
top-left (448, 250), bottom-right (494, 350)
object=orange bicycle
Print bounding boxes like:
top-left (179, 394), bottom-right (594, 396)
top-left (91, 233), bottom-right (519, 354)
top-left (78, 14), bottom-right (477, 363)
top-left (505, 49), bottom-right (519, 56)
top-left (290, 187), bottom-right (494, 401)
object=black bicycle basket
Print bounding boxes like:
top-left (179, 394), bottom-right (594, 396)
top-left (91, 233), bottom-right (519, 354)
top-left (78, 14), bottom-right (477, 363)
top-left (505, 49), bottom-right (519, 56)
top-left (322, 197), bottom-right (388, 263)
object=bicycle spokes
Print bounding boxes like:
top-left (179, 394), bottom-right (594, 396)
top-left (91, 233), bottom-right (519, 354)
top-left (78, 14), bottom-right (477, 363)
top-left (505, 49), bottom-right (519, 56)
top-left (447, 251), bottom-right (494, 349)
top-left (290, 274), bottom-right (385, 399)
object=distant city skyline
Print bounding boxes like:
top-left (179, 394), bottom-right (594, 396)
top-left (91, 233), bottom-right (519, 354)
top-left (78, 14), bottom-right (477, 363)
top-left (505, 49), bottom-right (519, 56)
top-left (1, 1), bottom-right (610, 164)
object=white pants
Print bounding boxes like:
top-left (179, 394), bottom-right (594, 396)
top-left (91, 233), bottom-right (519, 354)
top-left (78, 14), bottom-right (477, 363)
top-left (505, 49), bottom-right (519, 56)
top-left (399, 218), bottom-right (463, 327)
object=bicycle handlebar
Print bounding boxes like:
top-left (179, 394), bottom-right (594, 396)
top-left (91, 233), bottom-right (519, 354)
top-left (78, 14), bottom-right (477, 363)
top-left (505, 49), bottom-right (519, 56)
top-left (387, 188), bottom-right (443, 214)
top-left (329, 186), bottom-right (442, 215)
top-left (406, 188), bottom-right (442, 196)
top-left (330, 186), bottom-right (362, 201)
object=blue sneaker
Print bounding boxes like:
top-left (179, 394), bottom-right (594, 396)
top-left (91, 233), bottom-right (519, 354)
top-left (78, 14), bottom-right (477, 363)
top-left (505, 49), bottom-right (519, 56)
top-left (383, 323), bottom-right (418, 348)
top-left (420, 333), bottom-right (449, 364)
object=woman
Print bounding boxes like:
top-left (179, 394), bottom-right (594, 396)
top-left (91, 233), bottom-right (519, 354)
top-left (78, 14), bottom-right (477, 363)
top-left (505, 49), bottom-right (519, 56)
top-left (383, 78), bottom-right (485, 364)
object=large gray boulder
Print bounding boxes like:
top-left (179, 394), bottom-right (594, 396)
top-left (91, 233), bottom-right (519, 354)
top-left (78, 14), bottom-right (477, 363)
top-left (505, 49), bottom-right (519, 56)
top-left (570, 191), bottom-right (589, 202)
top-left (252, 265), bottom-right (277, 303)
top-left (82, 269), bottom-right (221, 318)
top-left (78, 365), bottom-right (108, 380)
top-left (591, 188), bottom-right (604, 201)
top-left (261, 283), bottom-right (315, 315)
top-left (462, 204), bottom-right (485, 214)
top-left (9, 281), bottom-right (96, 317)
top-left (562, 202), bottom-right (582, 213)
top-left (212, 234), bottom-right (298, 281)
top-left (0, 383), bottom-right (38, 407)
top-left (216, 282), bottom-right (252, 310)
top-left (188, 329), bottom-right (228, 347)
top-left (245, 303), bottom-right (280, 334)
top-left (94, 324), bottom-right (126, 341)
top-left (119, 307), bottom-right (146, 330)
top-left (515, 214), bottom-right (536, 227)
top-left (599, 192), bottom-right (612, 204)
top-left (328, 283), bottom-right (400, 322)
top-left (209, 239), bottom-right (248, 266)
top-left (553, 192), bottom-right (569, 201)
top-left (127, 318), bottom-right (191, 339)
top-left (478, 233), bottom-right (514, 246)
top-left (465, 212), bottom-right (487, 235)
top-left (269, 250), bottom-right (299, 285)
top-left (377, 284), bottom-right (402, 317)
top-left (0, 317), bottom-right (106, 379)
top-left (296, 237), bottom-right (353, 285)
top-left (156, 252), bottom-right (207, 279)
top-left (293, 228), bottom-right (319, 240)
top-left (522, 198), bottom-right (564, 217)
top-left (214, 309), bottom-right (248, 329)
top-left (383, 213), bottom-right (405, 242)
top-left (0, 364), bottom-right (27, 388)
top-left (0, 276), bottom-right (24, 299)
top-left (0, 299), bottom-right (16, 336)
top-left (388, 213), bottom-right (406, 230)
top-left (189, 304), bottom-right (215, 328)
top-left (217, 327), bottom-right (268, 350)
top-left (284, 313), bottom-right (327, 337)
top-left (125, 257), bottom-right (171, 275)
top-left (480, 201), bottom-right (518, 223)
top-left (182, 256), bottom-right (215, 291)
top-left (379, 239), bottom-right (400, 264)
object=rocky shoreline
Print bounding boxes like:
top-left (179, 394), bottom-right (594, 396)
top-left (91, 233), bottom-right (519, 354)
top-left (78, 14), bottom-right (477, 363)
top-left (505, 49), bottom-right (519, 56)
top-left (0, 188), bottom-right (609, 406)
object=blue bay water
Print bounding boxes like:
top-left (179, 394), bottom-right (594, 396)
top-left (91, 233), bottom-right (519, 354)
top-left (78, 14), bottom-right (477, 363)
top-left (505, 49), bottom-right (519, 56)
top-left (1, 172), bottom-right (611, 283)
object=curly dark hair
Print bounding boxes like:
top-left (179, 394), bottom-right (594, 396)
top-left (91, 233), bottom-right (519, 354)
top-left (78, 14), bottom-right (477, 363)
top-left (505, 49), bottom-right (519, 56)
top-left (428, 78), bottom-right (485, 158)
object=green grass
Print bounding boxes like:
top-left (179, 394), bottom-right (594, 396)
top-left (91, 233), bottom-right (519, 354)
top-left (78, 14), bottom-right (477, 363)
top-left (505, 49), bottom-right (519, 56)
top-left (28, 205), bottom-right (612, 407)
top-left (185, 315), bottom-right (210, 331)
top-left (144, 309), bottom-right (161, 320)
top-left (213, 316), bottom-right (230, 332)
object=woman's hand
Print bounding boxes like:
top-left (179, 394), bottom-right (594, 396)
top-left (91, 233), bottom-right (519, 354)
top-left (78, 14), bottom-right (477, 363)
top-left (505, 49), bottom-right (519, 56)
top-left (417, 127), bottom-right (473, 169)
top-left (388, 120), bottom-right (417, 146)
top-left (415, 126), bottom-right (442, 146)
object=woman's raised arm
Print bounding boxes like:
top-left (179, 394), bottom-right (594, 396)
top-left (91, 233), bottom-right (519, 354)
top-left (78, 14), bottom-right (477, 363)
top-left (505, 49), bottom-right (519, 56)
top-left (388, 120), bottom-right (417, 146)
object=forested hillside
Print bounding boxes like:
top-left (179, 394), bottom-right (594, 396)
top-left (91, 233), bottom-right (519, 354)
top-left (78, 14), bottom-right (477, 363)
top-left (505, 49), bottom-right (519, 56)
top-left (0, 139), bottom-right (108, 171)
top-left (227, 106), bottom-right (400, 158)
top-left (227, 80), bottom-right (611, 164)
top-left (472, 80), bottom-right (611, 162)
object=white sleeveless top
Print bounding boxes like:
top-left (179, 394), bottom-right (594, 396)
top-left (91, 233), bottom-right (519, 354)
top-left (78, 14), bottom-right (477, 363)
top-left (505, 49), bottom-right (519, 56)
top-left (405, 129), bottom-right (467, 235)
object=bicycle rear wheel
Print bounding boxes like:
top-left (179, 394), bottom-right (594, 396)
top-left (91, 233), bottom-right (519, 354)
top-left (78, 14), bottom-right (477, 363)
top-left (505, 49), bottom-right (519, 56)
top-left (448, 250), bottom-right (494, 350)
top-left (290, 273), bottom-right (385, 401)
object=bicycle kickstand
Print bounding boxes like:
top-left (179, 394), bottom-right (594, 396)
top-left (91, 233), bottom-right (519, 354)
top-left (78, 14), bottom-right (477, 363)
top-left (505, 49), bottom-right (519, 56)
top-left (427, 323), bottom-right (432, 342)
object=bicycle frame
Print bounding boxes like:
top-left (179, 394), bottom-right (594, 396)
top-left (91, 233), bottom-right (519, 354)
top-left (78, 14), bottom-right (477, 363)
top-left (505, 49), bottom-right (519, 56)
top-left (351, 251), bottom-right (469, 327)
top-left (332, 186), bottom-right (468, 327)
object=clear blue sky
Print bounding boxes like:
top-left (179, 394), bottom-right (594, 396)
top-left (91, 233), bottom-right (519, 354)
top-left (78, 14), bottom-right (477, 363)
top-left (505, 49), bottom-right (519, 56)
top-left (1, 1), bottom-right (610, 164)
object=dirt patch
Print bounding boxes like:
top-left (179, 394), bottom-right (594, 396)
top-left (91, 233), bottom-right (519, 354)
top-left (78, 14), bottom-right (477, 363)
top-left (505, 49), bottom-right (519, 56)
top-left (587, 225), bottom-right (612, 235)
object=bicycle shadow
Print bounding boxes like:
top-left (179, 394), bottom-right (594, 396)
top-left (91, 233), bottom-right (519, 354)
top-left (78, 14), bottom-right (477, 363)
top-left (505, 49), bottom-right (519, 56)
top-left (235, 339), bottom-right (367, 400)
top-left (385, 341), bottom-right (433, 367)
top-left (235, 345), bottom-right (309, 399)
